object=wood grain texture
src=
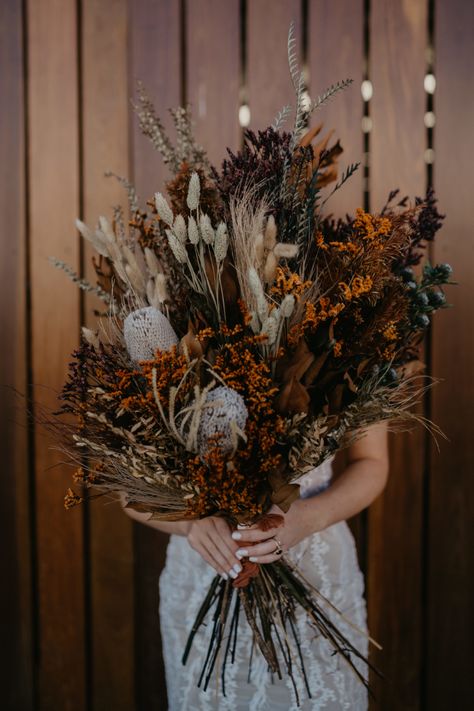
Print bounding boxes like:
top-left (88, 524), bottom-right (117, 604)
top-left (428, 0), bottom-right (474, 706)
top-left (186, 0), bottom-right (241, 166)
top-left (81, 1), bottom-right (135, 709)
top-left (27, 0), bottom-right (86, 708)
top-left (308, 0), bottom-right (366, 568)
top-left (129, 0), bottom-right (181, 200)
top-left (247, 0), bottom-right (301, 132)
top-left (308, 0), bottom-right (365, 218)
top-left (128, 1), bottom-right (182, 708)
top-left (368, 1), bottom-right (427, 708)
top-left (0, 1), bottom-right (33, 708)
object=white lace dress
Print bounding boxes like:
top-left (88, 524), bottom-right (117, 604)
top-left (159, 457), bottom-right (369, 710)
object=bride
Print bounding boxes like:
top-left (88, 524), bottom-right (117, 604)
top-left (122, 420), bottom-right (388, 710)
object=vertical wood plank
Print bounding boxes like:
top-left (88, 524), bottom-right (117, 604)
top-left (186, 0), bottom-right (241, 166)
top-left (308, 0), bottom-right (365, 218)
top-left (0, 1), bottom-right (33, 708)
top-left (428, 0), bottom-right (474, 707)
top-left (129, 0), bottom-right (181, 199)
top-left (129, 1), bottom-right (182, 708)
top-left (308, 0), bottom-right (365, 566)
top-left (81, 1), bottom-right (135, 709)
top-left (368, 1), bottom-right (427, 708)
top-left (247, 0), bottom-right (301, 132)
top-left (27, 0), bottom-right (87, 708)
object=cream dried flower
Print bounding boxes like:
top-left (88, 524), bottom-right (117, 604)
top-left (260, 316), bottom-right (278, 345)
top-left (187, 215), bottom-right (199, 244)
top-left (280, 294), bottom-right (296, 318)
top-left (214, 222), bottom-right (228, 262)
top-left (199, 213), bottom-right (215, 245)
top-left (187, 171), bottom-right (200, 211)
top-left (173, 214), bottom-right (187, 243)
top-left (154, 192), bottom-right (174, 226)
top-left (263, 214), bottom-right (277, 249)
top-left (165, 229), bottom-right (188, 263)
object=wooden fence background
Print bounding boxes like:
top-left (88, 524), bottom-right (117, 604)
top-left (1, 0), bottom-right (473, 709)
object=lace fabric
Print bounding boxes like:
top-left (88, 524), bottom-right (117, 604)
top-left (159, 459), bottom-right (369, 710)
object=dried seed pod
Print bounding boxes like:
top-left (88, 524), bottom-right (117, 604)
top-left (274, 242), bottom-right (299, 259)
top-left (186, 171), bottom-right (200, 211)
top-left (263, 214), bottom-right (277, 249)
top-left (254, 232), bottom-right (265, 263)
top-left (199, 213), bottom-right (215, 245)
top-left (187, 215), bottom-right (199, 244)
top-left (154, 192), bottom-right (174, 226)
top-left (263, 251), bottom-right (278, 285)
top-left (173, 214), bottom-right (187, 244)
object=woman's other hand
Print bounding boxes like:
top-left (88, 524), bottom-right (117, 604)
top-left (230, 500), bottom-right (320, 564)
top-left (187, 516), bottom-right (243, 580)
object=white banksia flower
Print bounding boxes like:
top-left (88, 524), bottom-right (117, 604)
top-left (263, 214), bottom-right (277, 249)
top-left (187, 171), bottom-right (200, 211)
top-left (199, 213), bottom-right (215, 245)
top-left (274, 242), bottom-right (299, 259)
top-left (280, 293), bottom-right (296, 318)
top-left (187, 215), bottom-right (199, 244)
top-left (260, 316), bottom-right (278, 345)
top-left (173, 214), bottom-right (187, 244)
top-left (197, 386), bottom-right (248, 457)
top-left (166, 229), bottom-right (188, 263)
top-left (154, 192), bottom-right (174, 226)
top-left (124, 306), bottom-right (178, 362)
top-left (214, 222), bottom-right (228, 262)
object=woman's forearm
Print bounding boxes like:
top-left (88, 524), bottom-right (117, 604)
top-left (305, 454), bottom-right (389, 533)
top-left (119, 494), bottom-right (190, 536)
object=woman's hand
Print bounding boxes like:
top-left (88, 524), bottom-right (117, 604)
top-left (187, 516), bottom-right (243, 580)
top-left (231, 499), bottom-right (323, 565)
top-left (231, 421), bottom-right (390, 565)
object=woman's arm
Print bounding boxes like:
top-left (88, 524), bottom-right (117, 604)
top-left (119, 493), bottom-right (190, 535)
top-left (119, 420), bottom-right (389, 573)
top-left (120, 493), bottom-right (242, 579)
top-left (230, 421), bottom-right (389, 563)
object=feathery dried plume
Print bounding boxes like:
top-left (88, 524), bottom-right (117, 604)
top-left (166, 229), bottom-right (188, 263)
top-left (187, 171), bottom-right (201, 211)
top-left (173, 214), bottom-right (187, 243)
top-left (213, 222), bottom-right (229, 262)
top-left (187, 215), bottom-right (200, 244)
top-left (155, 192), bottom-right (174, 226)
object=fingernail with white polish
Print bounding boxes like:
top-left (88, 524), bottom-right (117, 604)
top-left (249, 556), bottom-right (258, 563)
top-left (233, 562), bottom-right (242, 574)
top-left (236, 549), bottom-right (248, 559)
top-left (232, 532), bottom-right (242, 540)
top-left (229, 568), bottom-right (238, 579)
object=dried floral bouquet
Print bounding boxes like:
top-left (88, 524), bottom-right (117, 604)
top-left (47, 23), bottom-right (453, 705)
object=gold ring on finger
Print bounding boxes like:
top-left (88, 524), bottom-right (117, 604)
top-left (272, 536), bottom-right (283, 556)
